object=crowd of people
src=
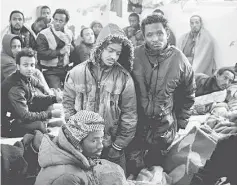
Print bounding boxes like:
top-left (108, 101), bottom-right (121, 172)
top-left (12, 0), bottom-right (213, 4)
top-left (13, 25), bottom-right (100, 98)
top-left (1, 4), bottom-right (237, 185)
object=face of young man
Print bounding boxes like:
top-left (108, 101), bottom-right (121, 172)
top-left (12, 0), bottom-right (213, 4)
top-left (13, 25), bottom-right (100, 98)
top-left (81, 130), bottom-right (104, 159)
top-left (144, 22), bottom-right (168, 51)
top-left (82, 28), bottom-right (95, 44)
top-left (17, 56), bottom-right (36, 77)
top-left (11, 38), bottom-right (21, 58)
top-left (129, 16), bottom-right (139, 28)
top-left (41, 8), bottom-right (51, 22)
top-left (101, 43), bottom-right (122, 67)
top-left (92, 23), bottom-right (102, 36)
top-left (10, 13), bottom-right (24, 31)
top-left (53, 13), bottom-right (67, 31)
top-left (216, 70), bottom-right (235, 90)
top-left (190, 16), bottom-right (202, 34)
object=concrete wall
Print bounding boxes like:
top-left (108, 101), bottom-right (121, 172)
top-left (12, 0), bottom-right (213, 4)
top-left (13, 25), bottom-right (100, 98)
top-left (1, 0), bottom-right (237, 68)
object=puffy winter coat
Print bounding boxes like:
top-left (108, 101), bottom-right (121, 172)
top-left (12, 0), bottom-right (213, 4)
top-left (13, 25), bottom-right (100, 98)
top-left (63, 23), bottom-right (137, 150)
top-left (35, 129), bottom-right (127, 185)
top-left (132, 44), bottom-right (196, 130)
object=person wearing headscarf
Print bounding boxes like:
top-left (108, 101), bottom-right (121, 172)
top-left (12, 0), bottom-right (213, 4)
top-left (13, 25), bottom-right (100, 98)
top-left (35, 110), bottom-right (127, 185)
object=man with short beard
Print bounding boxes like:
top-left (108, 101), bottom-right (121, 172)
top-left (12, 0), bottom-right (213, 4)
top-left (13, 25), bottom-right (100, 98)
top-left (195, 67), bottom-right (235, 97)
top-left (127, 15), bottom-right (196, 176)
top-left (178, 15), bottom-right (216, 76)
top-left (123, 13), bottom-right (140, 39)
top-left (63, 23), bottom-right (137, 173)
top-left (73, 27), bottom-right (95, 66)
top-left (40, 6), bottom-right (52, 25)
top-left (1, 10), bottom-right (36, 48)
top-left (152, 9), bottom-right (176, 46)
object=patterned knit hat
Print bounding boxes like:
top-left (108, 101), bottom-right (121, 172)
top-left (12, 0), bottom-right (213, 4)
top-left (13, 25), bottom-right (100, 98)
top-left (62, 110), bottom-right (105, 149)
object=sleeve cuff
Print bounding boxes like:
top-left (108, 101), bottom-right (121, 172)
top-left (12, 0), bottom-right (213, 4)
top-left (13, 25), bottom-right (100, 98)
top-left (112, 143), bottom-right (123, 151)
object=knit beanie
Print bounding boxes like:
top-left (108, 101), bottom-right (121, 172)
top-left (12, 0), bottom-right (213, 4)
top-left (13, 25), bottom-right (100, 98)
top-left (62, 110), bottom-right (105, 149)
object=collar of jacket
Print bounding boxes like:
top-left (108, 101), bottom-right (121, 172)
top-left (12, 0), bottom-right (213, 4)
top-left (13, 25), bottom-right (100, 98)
top-left (145, 43), bottom-right (174, 63)
top-left (16, 70), bottom-right (31, 83)
top-left (82, 41), bottom-right (94, 48)
top-left (88, 59), bottom-right (124, 72)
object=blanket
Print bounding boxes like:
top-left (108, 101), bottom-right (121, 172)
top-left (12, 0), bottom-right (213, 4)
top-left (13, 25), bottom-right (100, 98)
top-left (50, 25), bottom-right (73, 66)
top-left (163, 126), bottom-right (219, 184)
top-left (178, 28), bottom-right (216, 76)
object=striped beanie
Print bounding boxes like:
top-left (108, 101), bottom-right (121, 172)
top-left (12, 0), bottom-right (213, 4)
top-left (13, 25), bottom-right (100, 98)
top-left (62, 110), bottom-right (105, 149)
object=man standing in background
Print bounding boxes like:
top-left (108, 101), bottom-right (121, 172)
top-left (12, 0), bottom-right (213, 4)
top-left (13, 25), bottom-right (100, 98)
top-left (178, 15), bottom-right (216, 76)
top-left (1, 10), bottom-right (36, 48)
top-left (73, 27), bottom-right (95, 66)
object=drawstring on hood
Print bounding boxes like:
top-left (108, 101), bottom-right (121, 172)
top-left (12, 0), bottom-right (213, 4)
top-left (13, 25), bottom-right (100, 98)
top-left (89, 23), bottom-right (134, 72)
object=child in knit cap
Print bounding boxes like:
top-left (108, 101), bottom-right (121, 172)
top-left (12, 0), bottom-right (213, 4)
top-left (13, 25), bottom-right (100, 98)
top-left (35, 110), bottom-right (127, 185)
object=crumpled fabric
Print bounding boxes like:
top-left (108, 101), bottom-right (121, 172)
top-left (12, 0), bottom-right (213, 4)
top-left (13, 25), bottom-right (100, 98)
top-left (127, 166), bottom-right (172, 185)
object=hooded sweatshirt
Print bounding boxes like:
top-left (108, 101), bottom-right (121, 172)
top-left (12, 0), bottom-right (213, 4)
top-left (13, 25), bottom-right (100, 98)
top-left (1, 34), bottom-right (51, 93)
top-left (90, 21), bottom-right (103, 39)
top-left (1, 34), bottom-right (21, 81)
top-left (63, 23), bottom-right (137, 150)
top-left (35, 128), bottom-right (127, 185)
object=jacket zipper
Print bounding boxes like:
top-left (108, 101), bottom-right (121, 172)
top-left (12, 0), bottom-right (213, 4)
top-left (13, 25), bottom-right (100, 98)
top-left (91, 65), bottom-right (105, 112)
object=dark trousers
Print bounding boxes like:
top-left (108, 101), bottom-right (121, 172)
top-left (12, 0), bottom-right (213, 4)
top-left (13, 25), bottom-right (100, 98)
top-left (101, 147), bottom-right (126, 175)
top-left (43, 68), bottom-right (67, 89)
top-left (8, 120), bottom-right (47, 138)
top-left (125, 116), bottom-right (176, 177)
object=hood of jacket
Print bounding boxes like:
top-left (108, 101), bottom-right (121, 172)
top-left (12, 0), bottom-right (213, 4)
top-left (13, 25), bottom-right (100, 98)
top-left (90, 20), bottom-right (103, 29)
top-left (90, 23), bottom-right (134, 72)
top-left (1, 34), bottom-right (22, 58)
top-left (38, 128), bottom-right (95, 171)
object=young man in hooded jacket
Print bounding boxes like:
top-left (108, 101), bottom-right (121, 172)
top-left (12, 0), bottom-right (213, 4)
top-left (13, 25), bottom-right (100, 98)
top-left (1, 34), bottom-right (50, 91)
top-left (63, 23), bottom-right (138, 173)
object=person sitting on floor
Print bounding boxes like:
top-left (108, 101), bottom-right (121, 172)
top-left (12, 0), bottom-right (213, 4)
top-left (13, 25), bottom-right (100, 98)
top-left (1, 34), bottom-right (51, 95)
top-left (1, 48), bottom-right (63, 137)
top-left (35, 110), bottom-right (127, 185)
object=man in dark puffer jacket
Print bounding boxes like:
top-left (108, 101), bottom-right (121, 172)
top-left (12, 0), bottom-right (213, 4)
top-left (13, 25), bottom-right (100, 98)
top-left (127, 14), bottom-right (195, 176)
